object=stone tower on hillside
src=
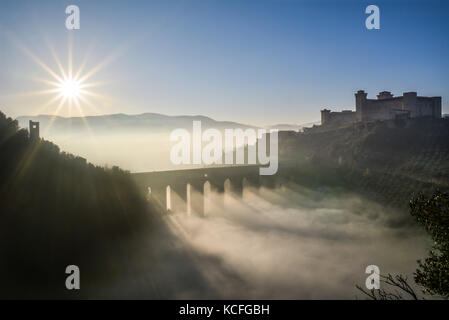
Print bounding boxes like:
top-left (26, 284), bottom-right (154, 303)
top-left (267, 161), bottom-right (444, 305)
top-left (29, 120), bottom-right (40, 141)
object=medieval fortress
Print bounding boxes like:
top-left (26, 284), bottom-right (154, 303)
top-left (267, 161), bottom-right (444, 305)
top-left (321, 90), bottom-right (442, 126)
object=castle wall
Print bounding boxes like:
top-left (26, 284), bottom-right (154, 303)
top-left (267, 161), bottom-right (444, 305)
top-left (402, 92), bottom-right (417, 117)
top-left (328, 111), bottom-right (356, 124)
top-left (416, 97), bottom-right (442, 118)
top-left (361, 98), bottom-right (403, 121)
top-left (433, 97), bottom-right (442, 118)
top-left (321, 109), bottom-right (355, 125)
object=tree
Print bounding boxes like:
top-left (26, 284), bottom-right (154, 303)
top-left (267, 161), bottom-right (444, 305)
top-left (357, 191), bottom-right (449, 300)
top-left (410, 191), bottom-right (449, 298)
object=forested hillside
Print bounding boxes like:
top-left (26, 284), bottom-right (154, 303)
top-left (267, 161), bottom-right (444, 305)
top-left (278, 118), bottom-right (449, 211)
top-left (0, 111), bottom-right (153, 298)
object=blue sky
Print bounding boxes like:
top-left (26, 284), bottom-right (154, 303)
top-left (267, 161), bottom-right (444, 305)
top-left (0, 0), bottom-right (448, 125)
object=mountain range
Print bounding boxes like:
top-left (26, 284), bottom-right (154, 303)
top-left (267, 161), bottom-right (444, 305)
top-left (16, 113), bottom-right (256, 135)
top-left (16, 113), bottom-right (319, 134)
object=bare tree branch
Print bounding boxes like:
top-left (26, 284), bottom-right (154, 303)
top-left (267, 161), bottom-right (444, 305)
top-left (356, 274), bottom-right (423, 300)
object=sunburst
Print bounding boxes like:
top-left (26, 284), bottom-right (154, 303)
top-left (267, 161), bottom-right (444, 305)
top-left (32, 39), bottom-right (107, 118)
top-left (5, 32), bottom-right (124, 134)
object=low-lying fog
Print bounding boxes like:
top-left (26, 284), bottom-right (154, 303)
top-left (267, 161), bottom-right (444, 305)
top-left (46, 133), bottom-right (181, 172)
top-left (18, 114), bottom-right (258, 172)
top-left (93, 183), bottom-right (430, 299)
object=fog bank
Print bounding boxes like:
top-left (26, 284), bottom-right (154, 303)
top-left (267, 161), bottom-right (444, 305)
top-left (95, 184), bottom-right (430, 299)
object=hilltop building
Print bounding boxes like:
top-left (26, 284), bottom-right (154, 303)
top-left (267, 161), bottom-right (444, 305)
top-left (29, 120), bottom-right (39, 141)
top-left (321, 90), bottom-right (442, 125)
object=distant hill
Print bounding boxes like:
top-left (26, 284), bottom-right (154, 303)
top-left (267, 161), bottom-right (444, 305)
top-left (16, 113), bottom-right (257, 135)
top-left (14, 113), bottom-right (260, 172)
top-left (15, 112), bottom-right (322, 172)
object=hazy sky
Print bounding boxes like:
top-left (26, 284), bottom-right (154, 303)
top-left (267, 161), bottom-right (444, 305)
top-left (0, 0), bottom-right (448, 125)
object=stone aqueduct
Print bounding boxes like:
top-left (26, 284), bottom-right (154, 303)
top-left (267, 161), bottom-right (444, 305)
top-left (132, 165), bottom-right (277, 215)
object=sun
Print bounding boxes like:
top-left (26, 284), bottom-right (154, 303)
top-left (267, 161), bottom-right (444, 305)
top-left (58, 78), bottom-right (82, 99)
top-left (12, 33), bottom-right (123, 124)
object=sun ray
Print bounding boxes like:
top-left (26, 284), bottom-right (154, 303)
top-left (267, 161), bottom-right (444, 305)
top-left (79, 89), bottom-right (113, 102)
top-left (5, 32), bottom-right (64, 83)
top-left (25, 50), bottom-right (63, 83)
top-left (79, 81), bottom-right (109, 89)
top-left (68, 96), bottom-right (73, 118)
top-left (77, 45), bottom-right (127, 83)
top-left (73, 97), bottom-right (96, 139)
top-left (31, 77), bottom-right (61, 88)
top-left (68, 33), bottom-right (73, 80)
top-left (74, 44), bottom-right (94, 81)
top-left (78, 95), bottom-right (103, 114)
top-left (35, 93), bottom-right (65, 115)
top-left (42, 95), bottom-right (67, 135)
top-left (45, 38), bottom-right (67, 80)
top-left (3, 88), bottom-right (62, 98)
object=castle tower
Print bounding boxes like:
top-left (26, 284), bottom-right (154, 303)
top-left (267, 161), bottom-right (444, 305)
top-left (377, 91), bottom-right (393, 100)
top-left (432, 97), bottom-right (442, 118)
top-left (355, 90), bottom-right (367, 121)
top-left (29, 120), bottom-right (40, 141)
top-left (402, 92), bottom-right (417, 117)
top-left (321, 109), bottom-right (331, 125)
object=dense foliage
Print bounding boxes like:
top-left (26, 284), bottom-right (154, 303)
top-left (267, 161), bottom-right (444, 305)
top-left (410, 191), bottom-right (449, 298)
